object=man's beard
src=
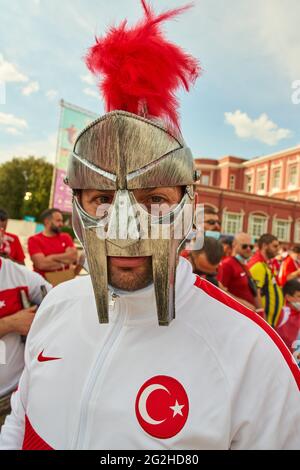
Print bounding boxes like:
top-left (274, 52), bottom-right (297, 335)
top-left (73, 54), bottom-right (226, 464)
top-left (108, 257), bottom-right (153, 291)
top-left (265, 248), bottom-right (275, 259)
top-left (50, 224), bottom-right (61, 235)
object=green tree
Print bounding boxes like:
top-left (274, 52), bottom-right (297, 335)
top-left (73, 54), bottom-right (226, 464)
top-left (0, 157), bottom-right (53, 220)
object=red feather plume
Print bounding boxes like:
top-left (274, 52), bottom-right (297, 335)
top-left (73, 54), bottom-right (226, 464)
top-left (85, 0), bottom-right (201, 131)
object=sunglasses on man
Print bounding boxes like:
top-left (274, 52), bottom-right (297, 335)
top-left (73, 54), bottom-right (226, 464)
top-left (206, 219), bottom-right (221, 226)
top-left (241, 244), bottom-right (254, 250)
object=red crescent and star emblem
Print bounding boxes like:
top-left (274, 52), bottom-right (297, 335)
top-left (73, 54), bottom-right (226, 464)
top-left (135, 375), bottom-right (189, 439)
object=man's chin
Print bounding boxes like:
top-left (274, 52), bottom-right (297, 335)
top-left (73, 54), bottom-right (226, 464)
top-left (108, 258), bottom-right (153, 291)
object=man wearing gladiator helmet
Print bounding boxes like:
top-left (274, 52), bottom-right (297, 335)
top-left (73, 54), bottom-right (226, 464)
top-left (1, 1), bottom-right (299, 450)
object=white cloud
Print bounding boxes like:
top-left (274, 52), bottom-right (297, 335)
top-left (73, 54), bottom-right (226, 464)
top-left (0, 132), bottom-right (57, 164)
top-left (0, 54), bottom-right (28, 83)
top-left (22, 81), bottom-right (40, 96)
top-left (225, 110), bottom-right (292, 146)
top-left (83, 87), bottom-right (98, 98)
top-left (5, 127), bottom-right (23, 136)
top-left (0, 112), bottom-right (28, 129)
top-left (46, 89), bottom-right (58, 101)
top-left (81, 74), bottom-right (95, 85)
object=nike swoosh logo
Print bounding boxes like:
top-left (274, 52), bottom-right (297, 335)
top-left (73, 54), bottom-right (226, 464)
top-left (38, 350), bottom-right (62, 362)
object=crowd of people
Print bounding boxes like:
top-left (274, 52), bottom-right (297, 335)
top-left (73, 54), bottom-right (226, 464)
top-left (1, 200), bottom-right (300, 448)
top-left (1, 202), bottom-right (300, 431)
top-left (182, 206), bottom-right (300, 361)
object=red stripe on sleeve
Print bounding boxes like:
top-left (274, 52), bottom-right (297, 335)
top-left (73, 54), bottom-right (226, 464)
top-left (194, 275), bottom-right (300, 390)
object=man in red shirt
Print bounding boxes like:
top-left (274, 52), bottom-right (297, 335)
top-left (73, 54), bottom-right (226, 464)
top-left (278, 245), bottom-right (300, 287)
top-left (276, 279), bottom-right (300, 354)
top-left (0, 210), bottom-right (25, 265)
top-left (218, 232), bottom-right (263, 313)
top-left (28, 208), bottom-right (78, 278)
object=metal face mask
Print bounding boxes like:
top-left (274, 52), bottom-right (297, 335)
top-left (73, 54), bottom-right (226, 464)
top-left (67, 110), bottom-right (198, 325)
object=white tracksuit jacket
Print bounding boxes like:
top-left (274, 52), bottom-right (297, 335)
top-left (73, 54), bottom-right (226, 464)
top-left (0, 257), bottom-right (300, 450)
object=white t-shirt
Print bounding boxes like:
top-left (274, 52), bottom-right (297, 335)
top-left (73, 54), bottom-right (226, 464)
top-left (0, 258), bottom-right (51, 396)
top-left (0, 258), bottom-right (300, 449)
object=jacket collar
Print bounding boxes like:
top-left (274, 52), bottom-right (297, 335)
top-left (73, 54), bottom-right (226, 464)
top-left (108, 256), bottom-right (196, 325)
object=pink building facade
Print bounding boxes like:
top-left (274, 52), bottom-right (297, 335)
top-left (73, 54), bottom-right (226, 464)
top-left (195, 145), bottom-right (300, 244)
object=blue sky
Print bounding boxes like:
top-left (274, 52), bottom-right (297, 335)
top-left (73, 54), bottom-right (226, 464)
top-left (0, 0), bottom-right (300, 165)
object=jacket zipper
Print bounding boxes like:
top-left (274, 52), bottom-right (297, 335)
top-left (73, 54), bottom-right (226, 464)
top-left (74, 292), bottom-right (125, 449)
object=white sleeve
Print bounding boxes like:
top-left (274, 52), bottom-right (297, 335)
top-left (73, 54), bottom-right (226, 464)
top-left (230, 334), bottom-right (300, 449)
top-left (6, 260), bottom-right (52, 306)
top-left (0, 365), bottom-right (28, 450)
top-left (0, 278), bottom-right (51, 450)
top-left (24, 269), bottom-right (52, 305)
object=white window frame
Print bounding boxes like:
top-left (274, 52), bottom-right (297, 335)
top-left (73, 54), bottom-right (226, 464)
top-left (272, 168), bottom-right (281, 191)
top-left (257, 171), bottom-right (266, 193)
top-left (229, 175), bottom-right (236, 190)
top-left (288, 164), bottom-right (298, 188)
top-left (222, 211), bottom-right (243, 236)
top-left (248, 214), bottom-right (268, 239)
top-left (245, 174), bottom-right (253, 193)
top-left (272, 218), bottom-right (291, 242)
top-left (201, 174), bottom-right (210, 186)
top-left (294, 220), bottom-right (300, 243)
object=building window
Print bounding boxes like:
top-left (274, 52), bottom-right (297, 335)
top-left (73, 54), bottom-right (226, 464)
top-left (272, 168), bottom-right (281, 190)
top-left (288, 165), bottom-right (298, 186)
top-left (201, 174), bottom-right (210, 186)
top-left (222, 212), bottom-right (243, 235)
top-left (257, 172), bottom-right (266, 192)
top-left (295, 221), bottom-right (300, 243)
top-left (229, 175), bottom-right (235, 190)
top-left (245, 175), bottom-right (252, 193)
top-left (273, 219), bottom-right (291, 242)
top-left (249, 214), bottom-right (268, 238)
